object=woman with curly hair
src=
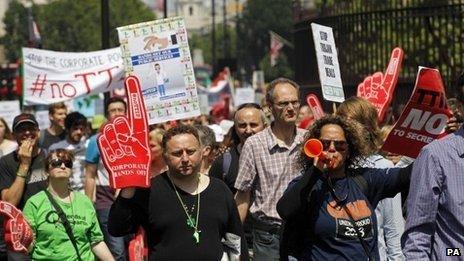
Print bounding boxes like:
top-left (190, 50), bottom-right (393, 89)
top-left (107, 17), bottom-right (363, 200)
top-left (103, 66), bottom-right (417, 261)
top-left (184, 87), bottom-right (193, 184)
top-left (277, 115), bottom-right (411, 261)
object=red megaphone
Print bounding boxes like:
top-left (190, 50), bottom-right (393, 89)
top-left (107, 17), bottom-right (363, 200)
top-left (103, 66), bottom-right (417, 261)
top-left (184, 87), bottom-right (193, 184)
top-left (304, 139), bottom-right (324, 158)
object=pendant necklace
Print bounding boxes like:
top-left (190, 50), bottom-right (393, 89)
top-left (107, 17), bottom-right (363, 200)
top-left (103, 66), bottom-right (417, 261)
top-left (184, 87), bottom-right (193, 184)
top-left (169, 174), bottom-right (201, 244)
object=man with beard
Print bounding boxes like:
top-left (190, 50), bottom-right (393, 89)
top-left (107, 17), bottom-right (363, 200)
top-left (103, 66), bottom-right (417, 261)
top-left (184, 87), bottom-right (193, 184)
top-left (49, 112), bottom-right (88, 193)
top-left (108, 125), bottom-right (248, 260)
top-left (234, 78), bottom-right (306, 260)
top-left (0, 113), bottom-right (48, 260)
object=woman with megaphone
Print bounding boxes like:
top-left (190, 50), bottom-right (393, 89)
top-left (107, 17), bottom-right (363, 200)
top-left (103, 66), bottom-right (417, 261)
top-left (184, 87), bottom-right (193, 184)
top-left (277, 115), bottom-right (412, 261)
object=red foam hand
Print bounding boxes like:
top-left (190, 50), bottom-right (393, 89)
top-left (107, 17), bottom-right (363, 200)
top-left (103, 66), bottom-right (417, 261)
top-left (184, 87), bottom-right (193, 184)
top-left (0, 201), bottom-right (34, 253)
top-left (98, 76), bottom-right (151, 188)
top-left (306, 94), bottom-right (325, 120)
top-left (357, 47), bottom-right (404, 122)
top-left (128, 227), bottom-right (148, 261)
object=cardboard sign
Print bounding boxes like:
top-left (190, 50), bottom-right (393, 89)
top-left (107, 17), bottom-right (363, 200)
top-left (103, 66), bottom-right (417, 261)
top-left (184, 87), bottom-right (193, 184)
top-left (117, 17), bottom-right (201, 125)
top-left (357, 47), bottom-right (404, 122)
top-left (234, 88), bottom-right (255, 107)
top-left (311, 23), bottom-right (345, 103)
top-left (381, 67), bottom-right (452, 158)
top-left (306, 94), bottom-right (325, 120)
top-left (0, 100), bottom-right (20, 128)
top-left (98, 76), bottom-right (151, 188)
top-left (22, 47), bottom-right (124, 105)
top-left (0, 201), bottom-right (33, 253)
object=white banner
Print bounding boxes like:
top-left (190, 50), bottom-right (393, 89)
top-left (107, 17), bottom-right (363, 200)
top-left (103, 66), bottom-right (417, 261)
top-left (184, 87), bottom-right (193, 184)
top-left (311, 23), bottom-right (345, 103)
top-left (117, 17), bottom-right (200, 124)
top-left (0, 100), bottom-right (21, 128)
top-left (234, 88), bottom-right (255, 107)
top-left (22, 47), bottom-right (124, 105)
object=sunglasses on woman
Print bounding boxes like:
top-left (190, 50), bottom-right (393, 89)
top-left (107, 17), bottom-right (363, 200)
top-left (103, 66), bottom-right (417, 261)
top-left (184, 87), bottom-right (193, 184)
top-left (49, 158), bottom-right (73, 169)
top-left (320, 139), bottom-right (348, 152)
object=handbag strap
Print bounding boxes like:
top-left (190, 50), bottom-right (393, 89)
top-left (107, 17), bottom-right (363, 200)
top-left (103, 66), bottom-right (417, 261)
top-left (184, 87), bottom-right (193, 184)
top-left (327, 179), bottom-right (374, 261)
top-left (44, 190), bottom-right (83, 261)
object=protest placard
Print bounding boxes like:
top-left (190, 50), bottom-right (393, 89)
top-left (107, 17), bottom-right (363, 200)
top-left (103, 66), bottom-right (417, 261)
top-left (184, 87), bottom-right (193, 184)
top-left (98, 76), bottom-right (151, 188)
top-left (0, 100), bottom-right (20, 128)
top-left (357, 47), bottom-right (404, 122)
top-left (22, 47), bottom-right (124, 105)
top-left (381, 67), bottom-right (453, 158)
top-left (311, 23), bottom-right (345, 103)
top-left (117, 17), bottom-right (200, 125)
top-left (234, 88), bottom-right (255, 107)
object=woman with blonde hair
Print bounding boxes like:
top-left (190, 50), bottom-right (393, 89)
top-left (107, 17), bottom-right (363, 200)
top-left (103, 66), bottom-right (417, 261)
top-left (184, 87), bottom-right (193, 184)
top-left (22, 149), bottom-right (114, 260)
top-left (336, 97), bottom-right (405, 261)
top-left (149, 127), bottom-right (168, 177)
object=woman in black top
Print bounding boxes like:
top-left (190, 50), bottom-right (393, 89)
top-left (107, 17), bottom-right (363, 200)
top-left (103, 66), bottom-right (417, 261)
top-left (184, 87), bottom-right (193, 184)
top-left (277, 115), bottom-right (411, 261)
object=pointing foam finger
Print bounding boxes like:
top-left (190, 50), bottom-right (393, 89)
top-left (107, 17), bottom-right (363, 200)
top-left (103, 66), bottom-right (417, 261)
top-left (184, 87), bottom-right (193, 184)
top-left (125, 76), bottom-right (148, 136)
top-left (383, 47), bottom-right (404, 93)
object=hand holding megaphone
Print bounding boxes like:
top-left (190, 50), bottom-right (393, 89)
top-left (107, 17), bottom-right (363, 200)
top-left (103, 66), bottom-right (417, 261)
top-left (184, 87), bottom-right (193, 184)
top-left (304, 139), bottom-right (334, 170)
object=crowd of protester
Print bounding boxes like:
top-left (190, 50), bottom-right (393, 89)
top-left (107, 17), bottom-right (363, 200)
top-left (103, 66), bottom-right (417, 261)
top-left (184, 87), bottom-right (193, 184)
top-left (0, 75), bottom-right (463, 261)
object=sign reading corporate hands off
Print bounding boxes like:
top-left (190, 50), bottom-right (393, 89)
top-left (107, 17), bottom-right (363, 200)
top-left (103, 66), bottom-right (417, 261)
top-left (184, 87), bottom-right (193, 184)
top-left (98, 76), bottom-right (151, 188)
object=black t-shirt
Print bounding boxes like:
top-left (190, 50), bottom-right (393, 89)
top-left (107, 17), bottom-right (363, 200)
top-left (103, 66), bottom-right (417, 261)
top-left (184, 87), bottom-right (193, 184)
top-left (0, 150), bottom-right (48, 209)
top-left (277, 166), bottom-right (411, 261)
top-left (109, 172), bottom-right (248, 261)
top-left (0, 150), bottom-right (48, 254)
top-left (39, 129), bottom-right (66, 150)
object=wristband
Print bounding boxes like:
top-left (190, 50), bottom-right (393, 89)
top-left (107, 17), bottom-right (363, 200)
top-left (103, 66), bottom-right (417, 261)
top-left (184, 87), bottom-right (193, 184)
top-left (17, 172), bottom-right (27, 179)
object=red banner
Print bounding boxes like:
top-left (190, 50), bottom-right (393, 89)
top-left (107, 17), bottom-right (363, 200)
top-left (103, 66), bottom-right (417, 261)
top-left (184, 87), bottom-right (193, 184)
top-left (306, 94), bottom-right (325, 120)
top-left (98, 76), bottom-right (151, 188)
top-left (381, 67), bottom-right (453, 158)
top-left (357, 47), bottom-right (404, 122)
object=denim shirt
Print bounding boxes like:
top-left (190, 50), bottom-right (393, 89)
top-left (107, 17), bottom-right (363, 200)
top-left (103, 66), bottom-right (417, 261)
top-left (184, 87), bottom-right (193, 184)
top-left (361, 155), bottom-right (405, 261)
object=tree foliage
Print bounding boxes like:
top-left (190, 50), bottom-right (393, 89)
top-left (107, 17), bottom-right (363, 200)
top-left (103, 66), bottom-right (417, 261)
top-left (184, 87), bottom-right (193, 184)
top-left (1, 0), bottom-right (29, 61)
top-left (1, 0), bottom-right (155, 61)
top-left (237, 0), bottom-right (293, 77)
top-left (189, 25), bottom-right (237, 66)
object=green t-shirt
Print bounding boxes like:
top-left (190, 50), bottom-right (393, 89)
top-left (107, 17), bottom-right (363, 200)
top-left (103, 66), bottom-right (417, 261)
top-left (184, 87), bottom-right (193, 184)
top-left (23, 190), bottom-right (104, 261)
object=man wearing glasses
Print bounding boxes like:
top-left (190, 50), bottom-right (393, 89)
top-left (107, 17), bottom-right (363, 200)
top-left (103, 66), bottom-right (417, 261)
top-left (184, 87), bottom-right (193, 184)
top-left (0, 113), bottom-right (48, 260)
top-left (234, 78), bottom-right (306, 260)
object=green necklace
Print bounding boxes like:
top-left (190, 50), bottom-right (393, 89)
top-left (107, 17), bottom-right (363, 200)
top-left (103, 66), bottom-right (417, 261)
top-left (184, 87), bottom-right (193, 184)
top-left (169, 174), bottom-right (201, 244)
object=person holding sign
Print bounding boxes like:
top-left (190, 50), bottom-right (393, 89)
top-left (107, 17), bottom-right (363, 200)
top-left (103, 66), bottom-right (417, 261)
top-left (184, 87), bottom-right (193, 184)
top-left (22, 148), bottom-right (114, 260)
top-left (0, 113), bottom-right (48, 260)
top-left (277, 115), bottom-right (412, 261)
top-left (108, 125), bottom-right (248, 260)
top-left (401, 85), bottom-right (464, 260)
